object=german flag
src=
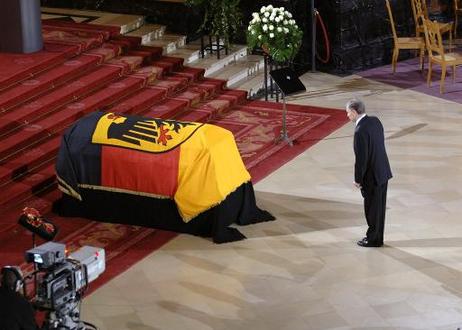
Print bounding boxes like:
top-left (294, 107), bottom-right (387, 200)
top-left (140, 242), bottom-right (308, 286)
top-left (56, 111), bottom-right (251, 222)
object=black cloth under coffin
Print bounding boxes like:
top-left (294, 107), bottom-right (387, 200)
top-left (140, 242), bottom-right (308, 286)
top-left (54, 182), bottom-right (274, 243)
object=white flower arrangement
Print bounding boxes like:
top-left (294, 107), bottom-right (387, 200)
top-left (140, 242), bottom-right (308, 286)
top-left (247, 5), bottom-right (303, 62)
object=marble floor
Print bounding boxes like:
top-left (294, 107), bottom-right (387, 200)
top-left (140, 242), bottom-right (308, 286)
top-left (81, 71), bottom-right (462, 330)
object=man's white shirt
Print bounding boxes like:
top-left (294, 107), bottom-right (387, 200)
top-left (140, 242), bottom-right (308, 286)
top-left (356, 114), bottom-right (366, 126)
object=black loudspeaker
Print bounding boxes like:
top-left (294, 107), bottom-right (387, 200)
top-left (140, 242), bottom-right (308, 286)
top-left (0, 0), bottom-right (43, 53)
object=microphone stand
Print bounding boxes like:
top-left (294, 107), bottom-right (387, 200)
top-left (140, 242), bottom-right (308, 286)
top-left (274, 86), bottom-right (293, 146)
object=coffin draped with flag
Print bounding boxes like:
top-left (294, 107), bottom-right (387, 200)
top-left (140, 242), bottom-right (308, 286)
top-left (55, 111), bottom-right (274, 243)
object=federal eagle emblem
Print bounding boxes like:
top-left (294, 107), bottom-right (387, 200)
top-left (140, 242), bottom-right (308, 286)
top-left (92, 113), bottom-right (203, 153)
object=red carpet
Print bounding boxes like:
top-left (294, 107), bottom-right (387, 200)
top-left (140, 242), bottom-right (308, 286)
top-left (0, 22), bottom-right (348, 294)
top-left (0, 43), bottom-right (79, 91)
top-left (214, 100), bottom-right (348, 183)
top-left (1, 100), bottom-right (347, 294)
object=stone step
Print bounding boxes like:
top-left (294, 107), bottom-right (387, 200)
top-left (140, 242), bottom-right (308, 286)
top-left (168, 36), bottom-right (229, 65)
top-left (143, 34), bottom-right (187, 54)
top-left (125, 24), bottom-right (166, 43)
top-left (230, 71), bottom-right (266, 98)
top-left (208, 54), bottom-right (264, 88)
top-left (188, 45), bottom-right (248, 76)
top-left (168, 44), bottom-right (202, 64)
top-left (41, 7), bottom-right (145, 33)
top-left (41, 14), bottom-right (90, 23)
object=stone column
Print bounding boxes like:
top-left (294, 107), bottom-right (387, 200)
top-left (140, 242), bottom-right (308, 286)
top-left (0, 0), bottom-right (43, 53)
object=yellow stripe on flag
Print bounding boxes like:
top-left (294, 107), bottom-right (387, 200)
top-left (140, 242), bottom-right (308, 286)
top-left (176, 124), bottom-right (251, 222)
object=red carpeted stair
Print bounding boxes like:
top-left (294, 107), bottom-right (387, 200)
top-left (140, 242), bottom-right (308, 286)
top-left (0, 21), bottom-right (348, 288)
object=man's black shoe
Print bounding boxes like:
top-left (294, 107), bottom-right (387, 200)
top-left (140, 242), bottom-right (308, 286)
top-left (357, 239), bottom-right (383, 247)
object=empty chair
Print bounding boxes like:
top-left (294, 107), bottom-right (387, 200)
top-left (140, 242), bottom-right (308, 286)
top-left (422, 17), bottom-right (462, 93)
top-left (385, 0), bottom-right (425, 73)
top-left (454, 0), bottom-right (462, 37)
top-left (411, 0), bottom-right (453, 48)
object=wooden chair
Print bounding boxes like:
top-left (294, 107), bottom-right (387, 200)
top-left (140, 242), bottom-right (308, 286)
top-left (454, 0), bottom-right (462, 37)
top-left (385, 0), bottom-right (425, 73)
top-left (422, 17), bottom-right (462, 93)
top-left (411, 0), bottom-right (453, 48)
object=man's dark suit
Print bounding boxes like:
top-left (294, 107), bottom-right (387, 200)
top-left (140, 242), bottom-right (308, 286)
top-left (0, 287), bottom-right (38, 330)
top-left (354, 115), bottom-right (392, 245)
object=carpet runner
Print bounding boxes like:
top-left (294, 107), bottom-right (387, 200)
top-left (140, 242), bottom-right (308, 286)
top-left (0, 21), bottom-right (348, 292)
top-left (359, 57), bottom-right (462, 103)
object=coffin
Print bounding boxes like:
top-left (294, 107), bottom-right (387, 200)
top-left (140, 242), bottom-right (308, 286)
top-left (54, 111), bottom-right (274, 243)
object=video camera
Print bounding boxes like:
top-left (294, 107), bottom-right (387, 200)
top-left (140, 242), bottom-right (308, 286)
top-left (25, 241), bottom-right (105, 330)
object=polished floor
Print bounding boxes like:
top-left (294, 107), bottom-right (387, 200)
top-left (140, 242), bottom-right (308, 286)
top-left (82, 70), bottom-right (462, 330)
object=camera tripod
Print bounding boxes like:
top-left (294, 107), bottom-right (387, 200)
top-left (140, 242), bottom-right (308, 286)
top-left (41, 301), bottom-right (97, 330)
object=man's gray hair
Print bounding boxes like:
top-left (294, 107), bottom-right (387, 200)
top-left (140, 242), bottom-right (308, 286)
top-left (346, 99), bottom-right (366, 114)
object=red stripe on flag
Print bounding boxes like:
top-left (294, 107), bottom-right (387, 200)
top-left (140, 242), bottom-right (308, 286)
top-left (101, 145), bottom-right (179, 197)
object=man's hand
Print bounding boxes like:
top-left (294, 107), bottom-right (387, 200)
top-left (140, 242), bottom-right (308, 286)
top-left (353, 182), bottom-right (362, 189)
